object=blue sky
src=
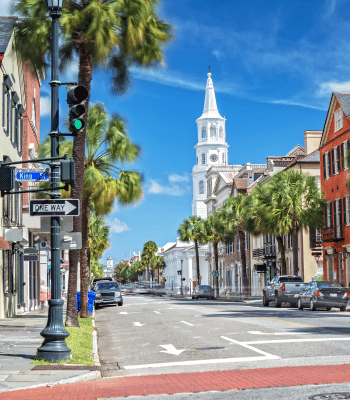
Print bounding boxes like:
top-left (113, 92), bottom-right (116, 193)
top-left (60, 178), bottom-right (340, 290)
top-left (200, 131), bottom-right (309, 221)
top-left (4, 0), bottom-right (350, 264)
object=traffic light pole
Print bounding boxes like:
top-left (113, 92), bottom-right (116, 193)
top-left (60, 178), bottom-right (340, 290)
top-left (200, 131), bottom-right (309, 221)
top-left (37, 7), bottom-right (71, 362)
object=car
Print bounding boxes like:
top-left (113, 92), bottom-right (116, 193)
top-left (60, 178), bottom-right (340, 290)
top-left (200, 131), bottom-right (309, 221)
top-left (93, 280), bottom-right (123, 308)
top-left (297, 281), bottom-right (349, 311)
top-left (192, 285), bottom-right (215, 300)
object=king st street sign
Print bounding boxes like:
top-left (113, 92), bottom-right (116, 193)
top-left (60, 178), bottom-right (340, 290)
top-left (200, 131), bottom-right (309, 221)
top-left (30, 199), bottom-right (80, 216)
top-left (15, 168), bottom-right (50, 182)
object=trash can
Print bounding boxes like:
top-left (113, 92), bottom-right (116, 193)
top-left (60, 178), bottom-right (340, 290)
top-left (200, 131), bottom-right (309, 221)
top-left (88, 290), bottom-right (96, 313)
top-left (76, 291), bottom-right (81, 311)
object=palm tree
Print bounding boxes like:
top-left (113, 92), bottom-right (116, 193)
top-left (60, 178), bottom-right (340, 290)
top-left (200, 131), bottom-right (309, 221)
top-left (14, 0), bottom-right (172, 325)
top-left (261, 170), bottom-right (325, 276)
top-left (39, 103), bottom-right (142, 323)
top-left (88, 212), bottom-right (109, 280)
top-left (141, 241), bottom-right (158, 283)
top-left (178, 216), bottom-right (205, 285)
top-left (219, 194), bottom-right (253, 294)
top-left (202, 214), bottom-right (235, 298)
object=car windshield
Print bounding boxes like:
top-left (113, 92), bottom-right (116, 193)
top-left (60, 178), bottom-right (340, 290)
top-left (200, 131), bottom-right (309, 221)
top-left (96, 282), bottom-right (119, 290)
top-left (199, 285), bottom-right (212, 290)
top-left (316, 281), bottom-right (343, 288)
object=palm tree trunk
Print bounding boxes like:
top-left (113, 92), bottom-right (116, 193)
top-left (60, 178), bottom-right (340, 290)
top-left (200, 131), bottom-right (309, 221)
top-left (80, 194), bottom-right (91, 318)
top-left (213, 241), bottom-right (219, 298)
top-left (65, 43), bottom-right (92, 327)
top-left (292, 227), bottom-right (299, 276)
top-left (276, 236), bottom-right (287, 275)
top-left (194, 239), bottom-right (200, 285)
top-left (239, 230), bottom-right (249, 295)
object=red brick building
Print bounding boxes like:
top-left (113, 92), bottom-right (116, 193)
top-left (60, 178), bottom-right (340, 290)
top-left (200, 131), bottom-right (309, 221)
top-left (320, 92), bottom-right (350, 286)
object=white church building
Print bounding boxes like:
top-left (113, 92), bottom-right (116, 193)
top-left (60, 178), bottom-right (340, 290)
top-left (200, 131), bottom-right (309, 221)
top-left (161, 72), bottom-right (240, 292)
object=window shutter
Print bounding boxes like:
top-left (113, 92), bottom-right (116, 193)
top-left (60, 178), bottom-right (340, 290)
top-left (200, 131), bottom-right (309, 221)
top-left (339, 198), bottom-right (342, 228)
top-left (342, 143), bottom-right (345, 170)
top-left (337, 146), bottom-right (341, 173)
top-left (323, 153), bottom-right (327, 179)
top-left (327, 151), bottom-right (332, 177)
top-left (332, 148), bottom-right (336, 174)
top-left (330, 202), bottom-right (333, 227)
top-left (344, 197), bottom-right (347, 225)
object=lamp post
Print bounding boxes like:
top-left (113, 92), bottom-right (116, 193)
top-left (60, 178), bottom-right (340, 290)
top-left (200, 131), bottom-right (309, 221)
top-left (37, 0), bottom-right (71, 362)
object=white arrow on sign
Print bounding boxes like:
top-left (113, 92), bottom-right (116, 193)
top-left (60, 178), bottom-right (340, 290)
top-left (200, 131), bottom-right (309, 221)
top-left (159, 344), bottom-right (185, 355)
top-left (133, 322), bottom-right (145, 327)
top-left (64, 201), bottom-right (77, 215)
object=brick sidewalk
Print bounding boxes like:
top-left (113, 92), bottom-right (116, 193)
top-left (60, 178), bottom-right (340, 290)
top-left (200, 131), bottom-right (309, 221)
top-left (2, 363), bottom-right (350, 400)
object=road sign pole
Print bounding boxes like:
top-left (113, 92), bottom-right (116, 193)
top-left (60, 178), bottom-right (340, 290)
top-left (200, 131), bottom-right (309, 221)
top-left (37, 2), bottom-right (71, 362)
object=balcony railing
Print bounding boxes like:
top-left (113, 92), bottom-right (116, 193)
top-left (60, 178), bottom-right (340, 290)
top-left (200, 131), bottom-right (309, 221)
top-left (323, 225), bottom-right (344, 242)
top-left (264, 244), bottom-right (276, 258)
top-left (252, 248), bottom-right (265, 259)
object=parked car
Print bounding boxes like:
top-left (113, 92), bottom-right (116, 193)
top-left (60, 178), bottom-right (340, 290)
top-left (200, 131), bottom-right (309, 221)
top-left (192, 285), bottom-right (215, 300)
top-left (91, 277), bottom-right (113, 290)
top-left (297, 281), bottom-right (349, 311)
top-left (93, 280), bottom-right (123, 308)
top-left (263, 275), bottom-right (306, 307)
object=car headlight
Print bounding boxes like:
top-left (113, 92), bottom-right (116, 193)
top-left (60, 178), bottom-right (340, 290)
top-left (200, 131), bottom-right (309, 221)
top-left (114, 292), bottom-right (120, 298)
top-left (96, 293), bottom-right (102, 299)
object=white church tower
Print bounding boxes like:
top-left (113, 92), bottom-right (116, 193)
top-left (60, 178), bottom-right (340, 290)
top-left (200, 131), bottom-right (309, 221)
top-left (192, 72), bottom-right (229, 219)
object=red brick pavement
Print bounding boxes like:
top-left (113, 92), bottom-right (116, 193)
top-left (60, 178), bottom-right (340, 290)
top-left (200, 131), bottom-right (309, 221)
top-left (2, 364), bottom-right (350, 400)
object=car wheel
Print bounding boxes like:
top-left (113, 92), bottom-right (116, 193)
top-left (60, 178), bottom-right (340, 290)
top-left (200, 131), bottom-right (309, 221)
top-left (275, 298), bottom-right (282, 308)
top-left (340, 306), bottom-right (346, 312)
top-left (298, 299), bottom-right (303, 310)
top-left (118, 301), bottom-right (123, 306)
top-left (263, 294), bottom-right (269, 307)
top-left (326, 307), bottom-right (331, 311)
top-left (95, 304), bottom-right (99, 310)
top-left (310, 299), bottom-right (317, 311)
top-left (191, 296), bottom-right (194, 300)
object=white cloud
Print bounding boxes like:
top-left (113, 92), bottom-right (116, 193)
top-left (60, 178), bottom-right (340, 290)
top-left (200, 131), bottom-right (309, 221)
top-left (2, 0), bottom-right (13, 16)
top-left (109, 218), bottom-right (130, 234)
top-left (147, 179), bottom-right (186, 196)
top-left (169, 173), bottom-right (189, 183)
top-left (317, 81), bottom-right (350, 97)
top-left (40, 96), bottom-right (51, 117)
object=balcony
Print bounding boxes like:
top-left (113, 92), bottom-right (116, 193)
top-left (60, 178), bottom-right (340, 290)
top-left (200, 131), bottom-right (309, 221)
top-left (252, 248), bottom-right (265, 259)
top-left (264, 244), bottom-right (276, 258)
top-left (323, 225), bottom-right (344, 242)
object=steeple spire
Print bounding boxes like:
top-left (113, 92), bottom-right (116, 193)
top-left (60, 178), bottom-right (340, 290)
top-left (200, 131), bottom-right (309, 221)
top-left (198, 71), bottom-right (223, 120)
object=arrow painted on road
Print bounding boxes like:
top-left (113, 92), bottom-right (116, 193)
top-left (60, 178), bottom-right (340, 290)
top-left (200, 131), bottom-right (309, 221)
top-left (159, 344), bottom-right (185, 355)
top-left (133, 322), bottom-right (145, 327)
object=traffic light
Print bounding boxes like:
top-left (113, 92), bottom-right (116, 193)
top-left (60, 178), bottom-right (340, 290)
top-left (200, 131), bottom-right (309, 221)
top-left (0, 166), bottom-right (14, 192)
top-left (67, 85), bottom-right (88, 135)
top-left (60, 158), bottom-right (75, 186)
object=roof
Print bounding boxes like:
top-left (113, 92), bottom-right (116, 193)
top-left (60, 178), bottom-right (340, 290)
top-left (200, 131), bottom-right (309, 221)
top-left (335, 93), bottom-right (350, 117)
top-left (0, 17), bottom-right (17, 54)
top-left (233, 178), bottom-right (248, 189)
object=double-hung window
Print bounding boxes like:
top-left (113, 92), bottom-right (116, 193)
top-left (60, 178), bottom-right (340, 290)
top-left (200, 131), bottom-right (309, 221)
top-left (2, 75), bottom-right (12, 136)
top-left (343, 196), bottom-right (350, 226)
top-left (326, 202), bottom-right (333, 228)
top-left (323, 151), bottom-right (332, 179)
top-left (341, 140), bottom-right (349, 170)
top-left (334, 198), bottom-right (342, 239)
top-left (332, 146), bottom-right (341, 175)
top-left (335, 108), bottom-right (343, 132)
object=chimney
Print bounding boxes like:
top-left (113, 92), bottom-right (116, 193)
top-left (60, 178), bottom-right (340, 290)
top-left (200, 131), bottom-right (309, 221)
top-left (303, 131), bottom-right (322, 155)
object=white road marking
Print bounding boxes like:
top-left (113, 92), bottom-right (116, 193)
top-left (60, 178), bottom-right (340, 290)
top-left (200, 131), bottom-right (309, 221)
top-left (242, 337), bottom-right (350, 345)
top-left (154, 311), bottom-right (161, 314)
top-left (120, 311), bottom-right (142, 314)
top-left (180, 321), bottom-right (194, 326)
top-left (133, 322), bottom-right (145, 327)
top-left (159, 344), bottom-right (185, 355)
top-left (221, 336), bottom-right (281, 358)
top-left (248, 331), bottom-right (307, 336)
top-left (120, 312), bottom-right (128, 314)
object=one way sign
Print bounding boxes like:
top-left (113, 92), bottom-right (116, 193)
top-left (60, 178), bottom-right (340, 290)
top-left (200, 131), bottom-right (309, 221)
top-left (30, 199), bottom-right (80, 216)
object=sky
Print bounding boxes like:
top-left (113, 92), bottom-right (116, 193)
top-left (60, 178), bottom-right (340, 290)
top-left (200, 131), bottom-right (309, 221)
top-left (3, 0), bottom-right (350, 264)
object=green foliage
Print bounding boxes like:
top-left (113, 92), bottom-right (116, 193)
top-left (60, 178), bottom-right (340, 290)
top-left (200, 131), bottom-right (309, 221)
top-left (88, 212), bottom-right (109, 280)
top-left (114, 260), bottom-right (129, 282)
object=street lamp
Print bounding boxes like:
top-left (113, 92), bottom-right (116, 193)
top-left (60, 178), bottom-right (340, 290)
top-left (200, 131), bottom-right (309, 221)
top-left (37, 0), bottom-right (71, 362)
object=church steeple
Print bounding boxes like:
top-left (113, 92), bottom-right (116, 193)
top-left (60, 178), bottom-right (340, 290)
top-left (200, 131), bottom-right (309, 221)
top-left (198, 72), bottom-right (223, 120)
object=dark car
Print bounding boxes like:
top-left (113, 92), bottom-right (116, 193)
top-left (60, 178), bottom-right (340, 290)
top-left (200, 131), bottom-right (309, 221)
top-left (94, 281), bottom-right (123, 308)
top-left (192, 285), bottom-right (215, 300)
top-left (297, 281), bottom-right (349, 311)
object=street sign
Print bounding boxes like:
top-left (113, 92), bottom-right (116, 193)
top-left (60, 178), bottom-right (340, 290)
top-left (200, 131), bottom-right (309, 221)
top-left (24, 247), bottom-right (38, 254)
top-left (15, 168), bottom-right (50, 182)
top-left (24, 254), bottom-right (39, 262)
top-left (30, 199), bottom-right (80, 216)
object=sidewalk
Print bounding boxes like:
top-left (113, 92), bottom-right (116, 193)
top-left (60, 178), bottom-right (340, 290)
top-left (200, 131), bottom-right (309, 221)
top-left (2, 363), bottom-right (350, 399)
top-left (0, 306), bottom-right (100, 393)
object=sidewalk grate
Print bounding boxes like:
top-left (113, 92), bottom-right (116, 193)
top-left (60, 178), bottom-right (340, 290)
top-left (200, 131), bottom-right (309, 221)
top-left (32, 365), bottom-right (99, 371)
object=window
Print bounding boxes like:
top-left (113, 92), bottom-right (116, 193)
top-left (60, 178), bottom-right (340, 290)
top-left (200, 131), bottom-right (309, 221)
top-left (210, 125), bottom-right (216, 137)
top-left (344, 196), bottom-right (350, 225)
top-left (335, 108), bottom-right (343, 132)
top-left (334, 198), bottom-right (342, 238)
top-left (222, 153), bottom-right (225, 164)
top-left (2, 75), bottom-right (12, 135)
top-left (202, 153), bottom-right (206, 164)
top-left (323, 151), bottom-right (332, 179)
top-left (237, 236), bottom-right (240, 252)
top-left (219, 127), bottom-right (223, 138)
top-left (199, 180), bottom-right (204, 194)
top-left (326, 202), bottom-right (333, 228)
top-left (31, 90), bottom-right (36, 128)
top-left (332, 146), bottom-right (340, 175)
top-left (201, 127), bottom-right (207, 139)
top-left (341, 140), bottom-right (349, 170)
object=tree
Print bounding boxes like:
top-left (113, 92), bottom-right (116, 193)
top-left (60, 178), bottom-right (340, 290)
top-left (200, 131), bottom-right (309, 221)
top-left (150, 254), bottom-right (166, 283)
top-left (88, 212), bottom-right (109, 280)
top-left (141, 241), bottom-right (158, 283)
top-left (114, 260), bottom-right (130, 283)
top-left (178, 216), bottom-right (204, 285)
top-left (14, 0), bottom-right (172, 326)
top-left (219, 194), bottom-right (253, 294)
top-left (258, 170), bottom-right (325, 276)
top-left (202, 214), bottom-right (235, 297)
top-left (38, 103), bottom-right (142, 323)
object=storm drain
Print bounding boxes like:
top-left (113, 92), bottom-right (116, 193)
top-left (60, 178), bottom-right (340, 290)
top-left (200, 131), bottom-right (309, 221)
top-left (309, 393), bottom-right (350, 399)
top-left (195, 347), bottom-right (225, 351)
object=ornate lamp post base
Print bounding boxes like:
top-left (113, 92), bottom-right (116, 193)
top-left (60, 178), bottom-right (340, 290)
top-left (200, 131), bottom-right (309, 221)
top-left (36, 299), bottom-right (71, 362)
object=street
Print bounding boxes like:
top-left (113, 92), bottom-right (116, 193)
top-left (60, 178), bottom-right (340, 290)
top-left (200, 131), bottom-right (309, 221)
top-left (95, 295), bottom-right (350, 378)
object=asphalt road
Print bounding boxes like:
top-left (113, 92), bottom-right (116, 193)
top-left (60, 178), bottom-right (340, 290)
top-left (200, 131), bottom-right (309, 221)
top-left (95, 295), bottom-right (350, 378)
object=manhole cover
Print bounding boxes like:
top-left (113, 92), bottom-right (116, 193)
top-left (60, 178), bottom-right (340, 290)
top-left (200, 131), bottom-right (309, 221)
top-left (309, 393), bottom-right (350, 399)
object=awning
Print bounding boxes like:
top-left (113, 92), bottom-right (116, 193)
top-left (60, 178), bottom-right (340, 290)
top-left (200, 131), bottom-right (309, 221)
top-left (0, 236), bottom-right (10, 250)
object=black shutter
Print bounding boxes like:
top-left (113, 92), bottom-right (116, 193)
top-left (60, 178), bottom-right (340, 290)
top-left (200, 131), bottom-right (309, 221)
top-left (337, 146), bottom-right (341, 173)
top-left (339, 198), bottom-right (342, 229)
top-left (330, 202), bottom-right (333, 227)
top-left (332, 148), bottom-right (336, 174)
top-left (342, 143), bottom-right (345, 170)
top-left (328, 152), bottom-right (332, 177)
top-left (343, 197), bottom-right (347, 225)
top-left (323, 153), bottom-right (327, 179)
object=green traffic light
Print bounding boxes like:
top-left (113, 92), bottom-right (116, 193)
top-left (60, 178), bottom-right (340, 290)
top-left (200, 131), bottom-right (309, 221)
top-left (74, 120), bottom-right (83, 130)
